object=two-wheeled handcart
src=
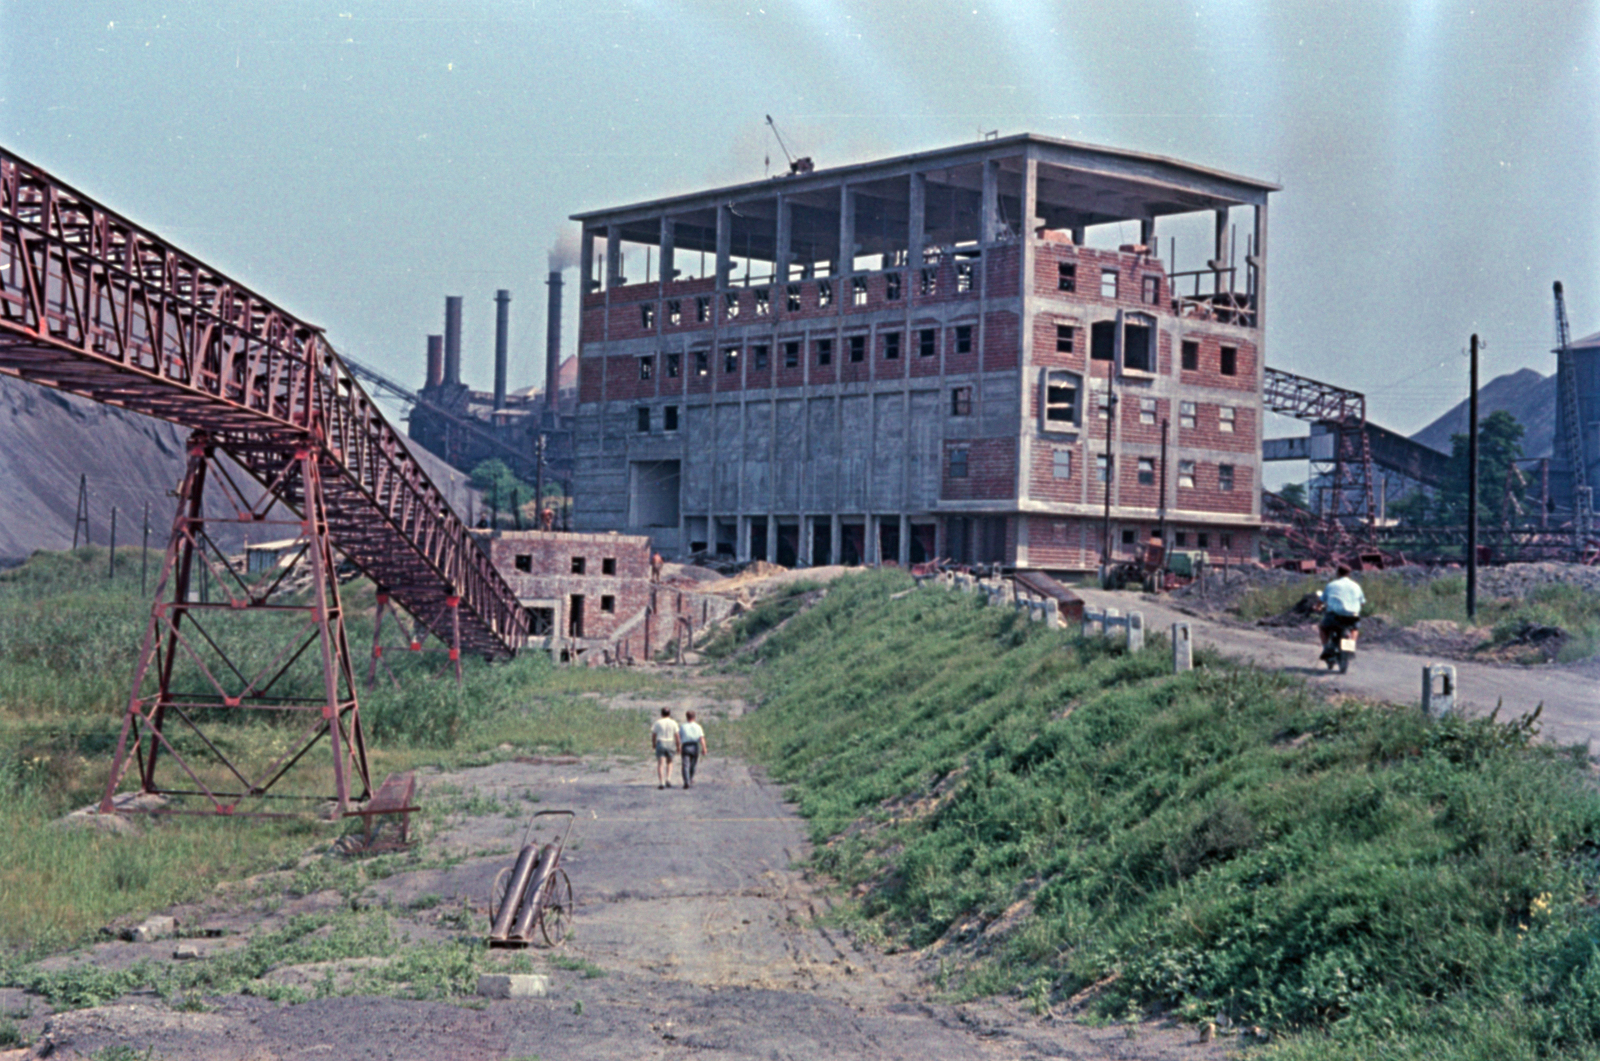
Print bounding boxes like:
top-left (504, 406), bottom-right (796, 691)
top-left (487, 809), bottom-right (575, 947)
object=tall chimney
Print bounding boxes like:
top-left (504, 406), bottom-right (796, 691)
top-left (425, 334), bottom-right (444, 389)
top-left (443, 296), bottom-right (463, 386)
top-left (545, 271), bottom-right (562, 410)
top-left (493, 289), bottom-right (511, 411)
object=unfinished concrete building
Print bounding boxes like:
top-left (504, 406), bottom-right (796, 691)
top-left (570, 134), bottom-right (1275, 570)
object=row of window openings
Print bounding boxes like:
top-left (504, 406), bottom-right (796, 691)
top-left (1044, 374), bottom-right (1238, 432)
top-left (641, 388), bottom-right (976, 432)
top-left (950, 449), bottom-right (1236, 491)
top-left (1055, 263), bottom-right (1162, 306)
top-left (1118, 528), bottom-right (1232, 550)
top-left (1050, 324), bottom-right (1236, 377)
top-left (512, 555), bottom-right (619, 576)
top-left (638, 326), bottom-right (975, 382)
top-left (638, 266), bottom-right (977, 329)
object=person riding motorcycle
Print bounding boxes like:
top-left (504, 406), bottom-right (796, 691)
top-left (1317, 564), bottom-right (1366, 663)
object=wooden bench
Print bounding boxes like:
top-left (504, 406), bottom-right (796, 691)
top-left (344, 771), bottom-right (419, 852)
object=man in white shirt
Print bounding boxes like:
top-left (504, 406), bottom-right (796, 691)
top-left (650, 708), bottom-right (680, 790)
top-left (678, 710), bottom-right (708, 789)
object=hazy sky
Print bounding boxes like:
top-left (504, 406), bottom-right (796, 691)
top-left (2, 1), bottom-right (1595, 437)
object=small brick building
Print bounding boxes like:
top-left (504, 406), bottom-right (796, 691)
top-left (569, 134), bottom-right (1275, 571)
top-left (485, 530), bottom-right (728, 661)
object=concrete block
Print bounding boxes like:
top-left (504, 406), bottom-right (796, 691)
top-left (172, 944), bottom-right (201, 960)
top-left (128, 916), bottom-right (177, 943)
top-left (1422, 663), bottom-right (1456, 719)
top-left (1172, 622), bottom-right (1193, 672)
top-left (1127, 611), bottom-right (1144, 653)
top-left (477, 973), bottom-right (550, 999)
top-left (1044, 599), bottom-right (1060, 628)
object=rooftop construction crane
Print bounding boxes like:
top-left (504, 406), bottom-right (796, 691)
top-left (1553, 281), bottom-right (1593, 537)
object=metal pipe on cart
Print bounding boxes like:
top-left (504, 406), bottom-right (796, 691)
top-left (511, 844), bottom-right (560, 941)
top-left (489, 844), bottom-right (541, 942)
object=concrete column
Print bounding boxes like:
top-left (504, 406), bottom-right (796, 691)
top-left (1139, 218), bottom-right (1155, 247)
top-left (767, 516), bottom-right (779, 564)
top-left (737, 515), bottom-right (750, 562)
top-left (908, 173), bottom-right (927, 267)
top-left (1250, 200), bottom-right (1268, 330)
top-left (659, 216), bottom-right (677, 283)
top-left (580, 229), bottom-right (596, 293)
top-left (774, 195), bottom-right (792, 286)
top-left (980, 160), bottom-right (1000, 243)
top-left (838, 184), bottom-right (855, 277)
top-left (1210, 208), bottom-right (1230, 271)
top-left (716, 204), bottom-right (732, 291)
top-left (1172, 622), bottom-right (1192, 671)
top-left (830, 512), bottom-right (842, 566)
top-left (1022, 156), bottom-right (1039, 238)
top-left (898, 513), bottom-right (910, 566)
top-left (605, 224), bottom-right (624, 289)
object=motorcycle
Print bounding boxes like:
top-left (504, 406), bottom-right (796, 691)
top-left (1319, 614), bottom-right (1360, 674)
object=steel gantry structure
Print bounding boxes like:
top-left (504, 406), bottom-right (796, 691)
top-left (0, 147), bottom-right (530, 816)
top-left (1262, 366), bottom-right (1376, 543)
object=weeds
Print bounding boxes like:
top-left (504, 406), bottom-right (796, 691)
top-left (743, 571), bottom-right (1600, 1060)
top-left (548, 954), bottom-right (606, 979)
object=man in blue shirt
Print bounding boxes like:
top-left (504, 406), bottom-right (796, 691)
top-left (1317, 564), bottom-right (1366, 662)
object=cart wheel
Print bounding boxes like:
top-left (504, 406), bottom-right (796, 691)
top-left (539, 869), bottom-right (574, 946)
top-left (489, 865), bottom-right (515, 927)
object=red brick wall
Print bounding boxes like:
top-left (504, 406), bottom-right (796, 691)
top-left (579, 357), bottom-right (603, 403)
top-left (1032, 243), bottom-right (1168, 315)
top-left (983, 311), bottom-right (1019, 371)
top-left (987, 244), bottom-right (1020, 298)
top-left (942, 438), bottom-right (1015, 501)
top-left (1177, 334), bottom-right (1259, 393)
top-left (910, 319), bottom-right (942, 378)
top-left (945, 319), bottom-right (980, 375)
top-left (1028, 441), bottom-right (1084, 503)
top-left (1180, 402), bottom-right (1257, 454)
top-left (1025, 515), bottom-right (1098, 569)
top-left (1177, 460), bottom-right (1254, 515)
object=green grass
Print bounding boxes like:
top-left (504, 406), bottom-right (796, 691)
top-left (0, 548), bottom-right (665, 950)
top-left (1234, 572), bottom-right (1600, 661)
top-left (738, 570), bottom-right (1600, 1060)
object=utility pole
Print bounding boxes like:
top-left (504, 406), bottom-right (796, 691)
top-left (73, 474), bottom-right (90, 549)
top-left (1099, 391), bottom-right (1119, 578)
top-left (1157, 418), bottom-right (1170, 547)
top-left (141, 500), bottom-right (150, 594)
top-left (108, 506), bottom-right (117, 579)
top-left (1467, 333), bottom-right (1479, 619)
top-left (535, 433), bottom-right (547, 526)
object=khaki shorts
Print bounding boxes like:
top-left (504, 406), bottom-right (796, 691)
top-left (655, 742), bottom-right (675, 760)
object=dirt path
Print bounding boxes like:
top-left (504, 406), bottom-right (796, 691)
top-left (1074, 586), bottom-right (1600, 747)
top-left (20, 748), bottom-right (1233, 1060)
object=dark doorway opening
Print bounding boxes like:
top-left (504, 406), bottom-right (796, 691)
top-left (910, 523), bottom-right (936, 564)
top-left (878, 520), bottom-right (901, 566)
top-left (777, 524), bottom-right (799, 567)
top-left (750, 517), bottom-right (769, 563)
top-left (840, 523), bottom-right (865, 566)
top-left (568, 595), bottom-right (584, 639)
top-left (812, 523), bottom-right (832, 566)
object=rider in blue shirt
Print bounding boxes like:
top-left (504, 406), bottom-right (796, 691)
top-left (1317, 564), bottom-right (1365, 661)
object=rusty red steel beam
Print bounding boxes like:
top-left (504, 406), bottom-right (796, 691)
top-left (0, 146), bottom-right (528, 658)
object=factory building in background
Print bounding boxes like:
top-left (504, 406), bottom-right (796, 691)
top-left (568, 134), bottom-right (1275, 570)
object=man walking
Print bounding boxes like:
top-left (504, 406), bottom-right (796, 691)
top-left (650, 708), bottom-right (680, 790)
top-left (678, 710), bottom-right (707, 789)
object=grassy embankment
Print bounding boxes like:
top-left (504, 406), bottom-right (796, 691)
top-left (1233, 571), bottom-right (1600, 662)
top-left (735, 570), bottom-right (1600, 1060)
top-left (0, 547), bottom-right (662, 951)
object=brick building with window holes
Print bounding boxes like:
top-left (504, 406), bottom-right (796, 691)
top-left (569, 134), bottom-right (1274, 571)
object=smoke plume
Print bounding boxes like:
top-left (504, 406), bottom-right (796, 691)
top-left (547, 227), bottom-right (582, 272)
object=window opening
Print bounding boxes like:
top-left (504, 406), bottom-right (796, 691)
top-left (695, 296), bottom-right (709, 322)
top-left (1219, 464), bottom-right (1235, 491)
top-left (514, 554), bottom-right (532, 572)
top-left (1220, 345), bottom-right (1238, 376)
top-left (950, 385), bottom-right (973, 416)
top-left (852, 276), bottom-right (868, 306)
top-left (883, 332), bottom-right (900, 360)
top-left (1220, 532), bottom-right (1233, 549)
top-left (786, 285), bottom-right (801, 312)
top-left (849, 335), bottom-right (865, 362)
top-left (954, 324), bottom-right (973, 354)
top-left (1181, 339), bottom-right (1199, 371)
top-left (754, 288), bottom-right (770, 316)
top-left (1139, 397), bottom-right (1157, 424)
top-left (1180, 401), bottom-right (1197, 430)
top-left (725, 291), bottom-right (741, 319)
top-left (753, 344), bottom-right (769, 371)
top-left (724, 346), bottom-right (740, 374)
top-left (641, 303), bottom-right (656, 328)
top-left (816, 338), bottom-right (833, 366)
top-left (1122, 319), bottom-right (1153, 372)
top-left (568, 595), bottom-right (584, 638)
top-left (636, 407), bottom-right (650, 432)
top-left (919, 328), bottom-right (936, 357)
top-left (1052, 449), bottom-right (1072, 480)
top-left (1055, 324), bottom-right (1075, 353)
top-left (1100, 269), bottom-right (1118, 299)
top-left (1137, 457), bottom-right (1156, 485)
top-left (1175, 530), bottom-right (1188, 546)
top-left (1142, 275), bottom-right (1161, 305)
top-left (667, 299), bottom-right (682, 326)
top-left (949, 447), bottom-right (970, 478)
top-left (784, 341), bottom-right (800, 368)
top-left (1096, 454), bottom-right (1111, 482)
top-left (601, 557), bottom-right (616, 575)
top-left (1178, 460), bottom-right (1196, 488)
top-left (639, 356), bottom-right (653, 381)
top-left (1121, 528), bottom-right (1136, 545)
top-left (1044, 370), bottom-right (1080, 426)
top-left (1058, 261), bottom-right (1076, 292)
top-left (664, 405), bottom-right (678, 431)
top-left (570, 556), bottom-right (586, 574)
top-left (1197, 531), bottom-right (1210, 549)
top-left (817, 279), bottom-right (833, 307)
top-left (666, 352), bottom-right (681, 378)
top-left (956, 261), bottom-right (974, 293)
top-left (600, 595), bottom-right (615, 614)
top-left (694, 350), bottom-right (709, 376)
top-left (1219, 406), bottom-right (1236, 433)
top-left (885, 273), bottom-right (901, 300)
top-left (920, 267), bottom-right (937, 296)
top-left (1091, 320), bottom-right (1115, 360)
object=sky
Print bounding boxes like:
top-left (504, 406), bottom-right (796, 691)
top-left (2, 0), bottom-right (1596, 441)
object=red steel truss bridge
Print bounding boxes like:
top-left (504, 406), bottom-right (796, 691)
top-left (0, 147), bottom-right (530, 817)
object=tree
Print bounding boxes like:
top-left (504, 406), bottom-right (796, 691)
top-left (1278, 482), bottom-right (1309, 509)
top-left (470, 459), bottom-right (538, 529)
top-left (1437, 410), bottom-right (1524, 526)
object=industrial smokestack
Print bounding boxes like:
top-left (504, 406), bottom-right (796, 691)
top-left (545, 271), bottom-right (562, 410)
top-left (443, 296), bottom-right (463, 386)
top-left (493, 289), bottom-right (511, 411)
top-left (425, 334), bottom-right (444, 389)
